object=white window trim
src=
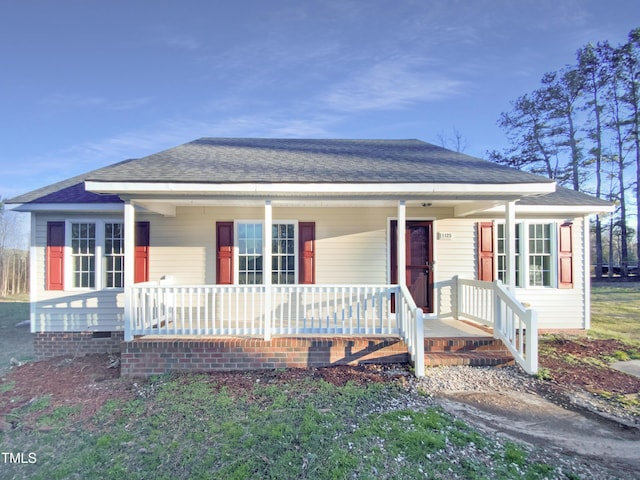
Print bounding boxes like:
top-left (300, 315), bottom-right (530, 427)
top-left (496, 220), bottom-right (558, 289)
top-left (233, 220), bottom-right (299, 285)
top-left (64, 218), bottom-right (125, 291)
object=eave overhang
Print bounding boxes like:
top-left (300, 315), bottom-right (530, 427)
top-left (84, 180), bottom-right (556, 197)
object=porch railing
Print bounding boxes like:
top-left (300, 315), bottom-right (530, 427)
top-left (450, 276), bottom-right (538, 375)
top-left (126, 282), bottom-right (426, 376)
top-left (127, 283), bottom-right (402, 338)
top-left (125, 277), bottom-right (535, 375)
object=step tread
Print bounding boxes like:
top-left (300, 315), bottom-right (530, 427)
top-left (424, 350), bottom-right (514, 367)
top-left (424, 336), bottom-right (509, 353)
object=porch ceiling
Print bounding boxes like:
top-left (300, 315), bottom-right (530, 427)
top-left (86, 179), bottom-right (556, 218)
top-left (130, 197), bottom-right (520, 217)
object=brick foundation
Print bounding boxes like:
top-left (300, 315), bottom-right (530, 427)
top-left (120, 336), bottom-right (409, 377)
top-left (34, 332), bottom-right (123, 359)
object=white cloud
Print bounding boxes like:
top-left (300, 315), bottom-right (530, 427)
top-left (321, 57), bottom-right (467, 112)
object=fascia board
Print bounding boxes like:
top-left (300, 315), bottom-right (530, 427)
top-left (10, 203), bottom-right (124, 213)
top-left (85, 181), bottom-right (555, 196)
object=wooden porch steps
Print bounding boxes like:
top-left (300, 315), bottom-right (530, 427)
top-left (424, 336), bottom-right (514, 368)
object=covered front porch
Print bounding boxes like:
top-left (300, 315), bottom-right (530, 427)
top-left (102, 183), bottom-right (542, 378)
top-left (123, 277), bottom-right (538, 376)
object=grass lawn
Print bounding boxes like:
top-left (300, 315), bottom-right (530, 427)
top-left (590, 283), bottom-right (640, 344)
top-left (0, 294), bottom-right (29, 323)
top-left (0, 295), bottom-right (33, 374)
top-left (0, 373), bottom-right (566, 480)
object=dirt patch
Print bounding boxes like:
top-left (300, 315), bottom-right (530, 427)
top-left (0, 354), bottom-right (134, 429)
top-left (540, 337), bottom-right (640, 393)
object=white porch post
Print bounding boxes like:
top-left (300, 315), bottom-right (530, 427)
top-left (123, 200), bottom-right (136, 342)
top-left (397, 200), bottom-right (406, 287)
top-left (505, 201), bottom-right (516, 292)
top-left (583, 214), bottom-right (591, 330)
top-left (263, 200), bottom-right (272, 341)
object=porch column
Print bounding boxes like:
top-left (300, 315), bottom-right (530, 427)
top-left (263, 200), bottom-right (272, 341)
top-left (397, 201), bottom-right (406, 287)
top-left (505, 200), bottom-right (516, 292)
top-left (123, 200), bottom-right (136, 342)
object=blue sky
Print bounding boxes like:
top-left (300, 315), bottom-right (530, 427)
top-left (1, 0), bottom-right (639, 201)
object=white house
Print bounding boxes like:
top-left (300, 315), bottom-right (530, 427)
top-left (8, 138), bottom-right (612, 376)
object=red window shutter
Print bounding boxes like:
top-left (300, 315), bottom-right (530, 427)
top-left (558, 223), bottom-right (573, 288)
top-left (298, 222), bottom-right (315, 284)
top-left (477, 222), bottom-right (495, 282)
top-left (390, 221), bottom-right (398, 284)
top-left (46, 222), bottom-right (65, 290)
top-left (134, 222), bottom-right (150, 284)
top-left (216, 222), bottom-right (234, 285)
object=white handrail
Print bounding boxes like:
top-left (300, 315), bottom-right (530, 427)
top-left (397, 284), bottom-right (425, 377)
top-left (452, 277), bottom-right (538, 375)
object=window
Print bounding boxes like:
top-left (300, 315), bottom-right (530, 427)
top-left (67, 220), bottom-right (126, 290)
top-left (272, 223), bottom-right (296, 284)
top-left (528, 223), bottom-right (552, 287)
top-left (238, 223), bottom-right (263, 285)
top-left (71, 223), bottom-right (96, 288)
top-left (496, 223), bottom-right (521, 287)
top-left (236, 222), bottom-right (296, 285)
top-left (104, 223), bottom-right (124, 288)
top-left (495, 222), bottom-right (555, 288)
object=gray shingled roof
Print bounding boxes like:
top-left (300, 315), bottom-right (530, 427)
top-left (519, 184), bottom-right (611, 207)
top-left (10, 138), bottom-right (607, 208)
top-left (7, 164), bottom-right (125, 204)
top-left (85, 138), bottom-right (554, 185)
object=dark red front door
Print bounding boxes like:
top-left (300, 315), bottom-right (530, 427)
top-left (391, 221), bottom-right (434, 313)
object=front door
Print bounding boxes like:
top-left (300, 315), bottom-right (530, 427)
top-left (391, 221), bottom-right (434, 313)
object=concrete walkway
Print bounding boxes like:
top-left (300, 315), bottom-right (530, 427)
top-left (611, 359), bottom-right (640, 378)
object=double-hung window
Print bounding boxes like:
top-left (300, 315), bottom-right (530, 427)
top-left (272, 223), bottom-right (296, 284)
top-left (238, 223), bottom-right (264, 285)
top-left (237, 222), bottom-right (296, 284)
top-left (104, 223), bottom-right (125, 288)
top-left (528, 223), bottom-right (552, 287)
top-left (71, 223), bottom-right (96, 288)
top-left (68, 220), bottom-right (125, 289)
top-left (496, 222), bottom-right (555, 288)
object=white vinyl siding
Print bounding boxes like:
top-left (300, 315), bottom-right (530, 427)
top-left (32, 213), bottom-right (124, 333)
top-left (143, 206), bottom-right (391, 286)
top-left (429, 216), bottom-right (586, 329)
top-left (30, 208), bottom-right (588, 332)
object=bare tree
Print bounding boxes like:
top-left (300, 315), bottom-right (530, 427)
top-left (0, 198), bottom-right (29, 296)
top-left (436, 127), bottom-right (468, 153)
